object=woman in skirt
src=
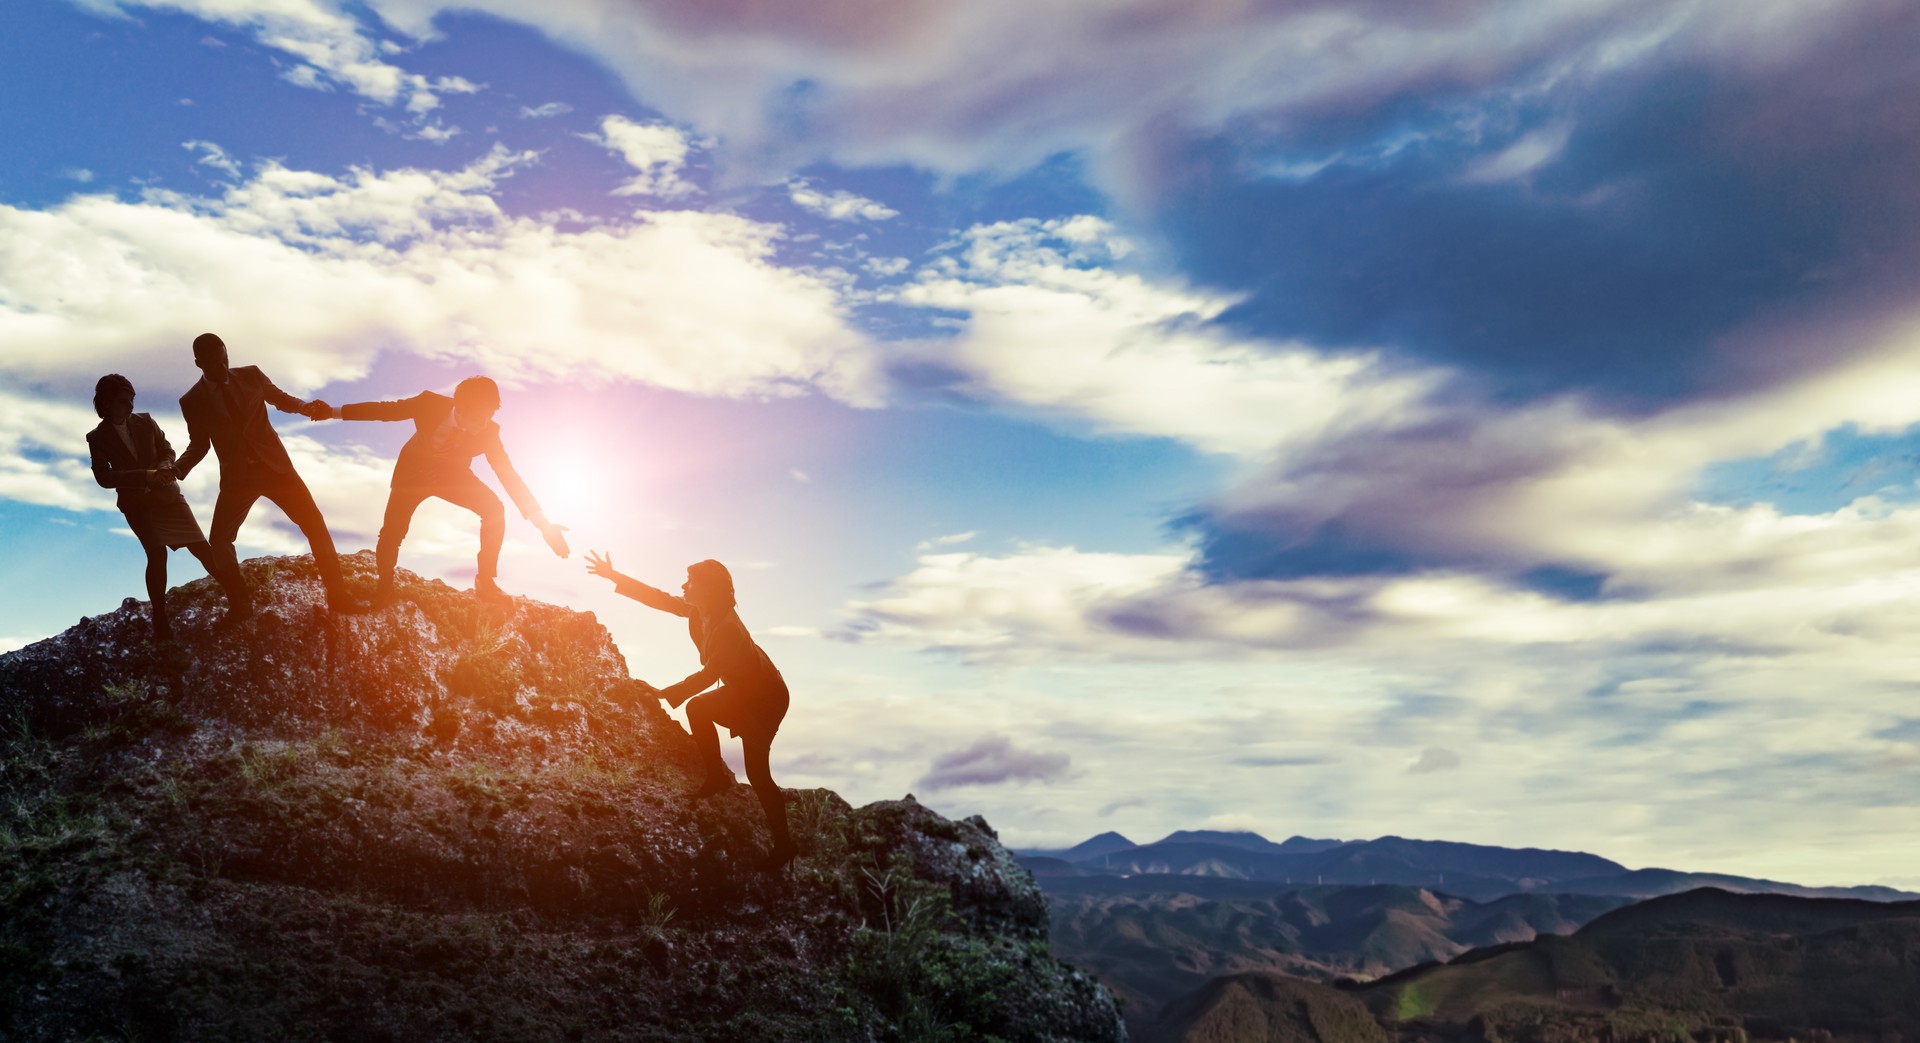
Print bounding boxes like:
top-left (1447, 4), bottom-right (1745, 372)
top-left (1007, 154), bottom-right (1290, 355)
top-left (87, 374), bottom-right (252, 641)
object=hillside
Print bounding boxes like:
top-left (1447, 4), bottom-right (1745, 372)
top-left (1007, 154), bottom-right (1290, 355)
top-left (1362, 887), bottom-right (1920, 1038)
top-left (1143, 888), bottom-right (1920, 1042)
top-left (1045, 882), bottom-right (1627, 1036)
top-left (0, 553), bottom-right (1123, 1042)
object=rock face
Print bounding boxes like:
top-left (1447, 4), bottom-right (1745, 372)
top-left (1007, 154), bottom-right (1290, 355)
top-left (0, 553), bottom-right (1125, 1042)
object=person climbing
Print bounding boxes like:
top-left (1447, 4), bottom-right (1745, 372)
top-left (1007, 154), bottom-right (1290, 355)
top-left (175, 333), bottom-right (364, 614)
top-left (87, 374), bottom-right (253, 640)
top-left (584, 551), bottom-right (797, 872)
top-left (307, 376), bottom-right (568, 606)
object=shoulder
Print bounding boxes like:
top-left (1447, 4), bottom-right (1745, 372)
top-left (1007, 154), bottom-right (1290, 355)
top-left (85, 421), bottom-right (108, 445)
top-left (179, 380), bottom-right (205, 408)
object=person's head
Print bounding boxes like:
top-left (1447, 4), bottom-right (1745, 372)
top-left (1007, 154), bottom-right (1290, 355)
top-left (94, 373), bottom-right (136, 422)
top-left (452, 376), bottom-right (500, 427)
top-left (191, 332), bottom-right (230, 383)
top-left (682, 559), bottom-right (736, 610)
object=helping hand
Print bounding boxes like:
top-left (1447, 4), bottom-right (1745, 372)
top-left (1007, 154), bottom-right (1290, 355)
top-left (584, 549), bottom-right (617, 581)
top-left (302, 400), bottom-right (335, 421)
top-left (154, 463), bottom-right (176, 482)
top-left (540, 521), bottom-right (570, 558)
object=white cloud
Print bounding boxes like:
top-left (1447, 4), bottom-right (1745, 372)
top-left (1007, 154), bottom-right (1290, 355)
top-left (520, 101), bottom-right (572, 119)
top-left (589, 115), bottom-right (700, 198)
top-left (78, 0), bottom-right (462, 133)
top-left (329, 0), bottom-right (1869, 192)
top-left (0, 147), bottom-right (881, 509)
top-left (788, 180), bottom-right (898, 222)
top-left (183, 140), bottom-right (243, 178)
top-left (893, 216), bottom-right (1437, 456)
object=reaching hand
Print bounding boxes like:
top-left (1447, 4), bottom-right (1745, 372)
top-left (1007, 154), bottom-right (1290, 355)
top-left (155, 463), bottom-right (176, 482)
top-left (584, 549), bottom-right (618, 581)
top-left (302, 400), bottom-right (335, 421)
top-left (540, 521), bottom-right (571, 558)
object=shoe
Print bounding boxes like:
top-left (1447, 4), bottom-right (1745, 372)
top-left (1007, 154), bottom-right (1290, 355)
top-left (327, 596), bottom-right (372, 615)
top-left (371, 580), bottom-right (397, 611)
top-left (152, 620), bottom-right (174, 644)
top-left (689, 771), bottom-right (735, 800)
top-left (212, 603), bottom-right (253, 633)
top-left (474, 577), bottom-right (512, 604)
top-left (758, 839), bottom-right (798, 874)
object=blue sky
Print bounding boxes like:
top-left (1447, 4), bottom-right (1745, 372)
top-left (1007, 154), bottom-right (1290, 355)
top-left (5, 0), bottom-right (1920, 888)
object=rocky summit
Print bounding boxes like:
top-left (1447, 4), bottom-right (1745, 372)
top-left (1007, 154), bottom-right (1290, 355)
top-left (0, 553), bottom-right (1124, 1042)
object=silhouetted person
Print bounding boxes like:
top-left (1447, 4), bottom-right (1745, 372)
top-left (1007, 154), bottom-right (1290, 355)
top-left (175, 332), bottom-right (364, 613)
top-left (585, 552), bottom-right (796, 872)
top-left (87, 375), bottom-right (253, 641)
top-left (309, 377), bottom-right (568, 605)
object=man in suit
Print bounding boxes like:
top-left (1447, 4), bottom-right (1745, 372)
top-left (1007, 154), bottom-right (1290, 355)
top-left (175, 332), bottom-right (363, 613)
top-left (310, 376), bottom-right (568, 605)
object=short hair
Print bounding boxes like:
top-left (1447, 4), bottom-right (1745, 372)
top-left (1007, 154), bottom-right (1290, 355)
top-left (687, 559), bottom-right (735, 608)
top-left (454, 376), bottom-right (500, 411)
top-left (94, 374), bottom-right (136, 419)
top-left (191, 332), bottom-right (225, 358)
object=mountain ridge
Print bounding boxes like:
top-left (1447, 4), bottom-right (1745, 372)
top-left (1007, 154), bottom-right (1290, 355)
top-left (0, 553), bottom-right (1123, 1042)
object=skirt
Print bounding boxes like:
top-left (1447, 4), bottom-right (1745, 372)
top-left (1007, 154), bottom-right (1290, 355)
top-left (122, 484), bottom-right (208, 551)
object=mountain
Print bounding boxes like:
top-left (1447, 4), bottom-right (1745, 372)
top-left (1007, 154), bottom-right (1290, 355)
top-left (1551, 866), bottom-right (1920, 902)
top-left (1148, 888), bottom-right (1920, 1043)
top-left (1019, 830), bottom-right (1140, 863)
top-left (1078, 835), bottom-right (1627, 899)
top-left (1044, 881), bottom-right (1629, 1037)
top-left (1032, 829), bottom-right (1917, 904)
top-left (1148, 972), bottom-right (1386, 1043)
top-left (1361, 887), bottom-right (1920, 1037)
top-left (0, 553), bottom-right (1123, 1042)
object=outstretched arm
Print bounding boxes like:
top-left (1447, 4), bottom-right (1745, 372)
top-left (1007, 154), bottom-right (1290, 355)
top-left (585, 551), bottom-right (692, 618)
top-left (486, 439), bottom-right (568, 557)
top-left (257, 370), bottom-right (315, 416)
top-left (332, 396), bottom-right (426, 422)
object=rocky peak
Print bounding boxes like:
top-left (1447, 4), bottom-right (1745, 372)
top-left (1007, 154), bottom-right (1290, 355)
top-left (0, 553), bottom-right (1125, 1041)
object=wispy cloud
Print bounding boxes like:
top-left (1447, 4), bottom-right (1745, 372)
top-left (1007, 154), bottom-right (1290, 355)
top-left (788, 180), bottom-right (897, 222)
top-left (916, 734), bottom-right (1072, 790)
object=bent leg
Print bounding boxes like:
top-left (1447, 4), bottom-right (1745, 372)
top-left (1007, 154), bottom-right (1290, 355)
top-left (207, 481), bottom-right (260, 582)
top-left (684, 691), bottom-right (733, 797)
top-left (261, 471), bottom-right (348, 598)
top-left (138, 530), bottom-right (171, 639)
top-left (376, 486), bottom-right (430, 591)
top-left (186, 540), bottom-right (251, 616)
top-left (431, 471), bottom-right (505, 581)
top-left (743, 736), bottom-right (792, 853)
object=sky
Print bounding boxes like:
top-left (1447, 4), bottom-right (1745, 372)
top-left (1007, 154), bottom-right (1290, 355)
top-left (3, 0), bottom-right (1919, 888)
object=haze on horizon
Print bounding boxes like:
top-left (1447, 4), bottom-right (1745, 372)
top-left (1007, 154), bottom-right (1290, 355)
top-left (3, 0), bottom-right (1919, 890)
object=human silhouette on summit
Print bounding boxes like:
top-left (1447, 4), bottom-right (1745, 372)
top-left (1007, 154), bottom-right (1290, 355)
top-left (87, 374), bottom-right (252, 640)
top-left (308, 377), bottom-right (568, 606)
top-left (176, 333), bottom-right (365, 614)
top-left (585, 551), bottom-right (796, 872)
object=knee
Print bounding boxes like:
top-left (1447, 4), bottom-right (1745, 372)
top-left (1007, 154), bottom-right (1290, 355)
top-left (480, 504), bottom-right (505, 530)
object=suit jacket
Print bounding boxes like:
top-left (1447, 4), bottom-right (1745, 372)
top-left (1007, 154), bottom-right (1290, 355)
top-left (612, 578), bottom-right (786, 702)
top-left (176, 366), bottom-right (311, 487)
top-left (340, 391), bottom-right (542, 519)
top-left (87, 413), bottom-right (180, 511)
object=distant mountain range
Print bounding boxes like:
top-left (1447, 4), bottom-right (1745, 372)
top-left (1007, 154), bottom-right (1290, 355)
top-left (1017, 829), bottom-right (1917, 903)
top-left (1046, 882), bottom-right (1630, 1038)
top-left (1149, 888), bottom-right (1920, 1043)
